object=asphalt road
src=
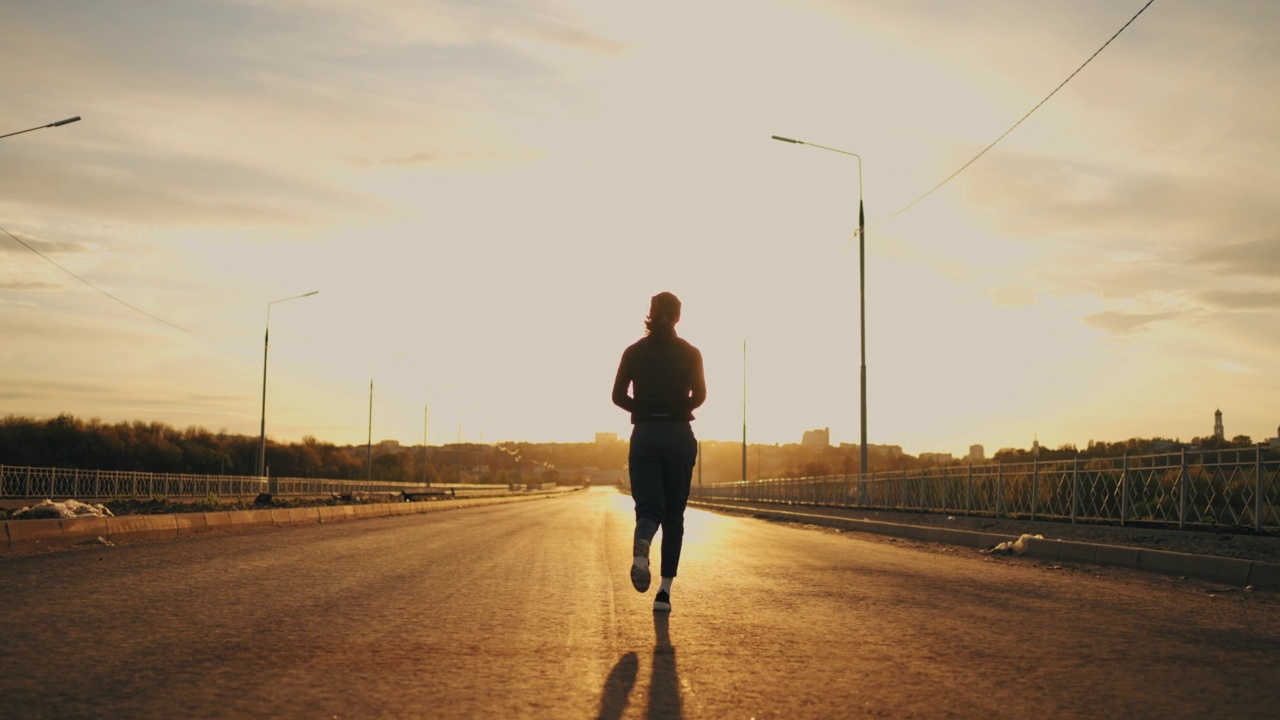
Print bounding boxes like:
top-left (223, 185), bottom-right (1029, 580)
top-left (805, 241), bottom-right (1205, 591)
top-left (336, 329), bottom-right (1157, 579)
top-left (1, 487), bottom-right (1278, 719)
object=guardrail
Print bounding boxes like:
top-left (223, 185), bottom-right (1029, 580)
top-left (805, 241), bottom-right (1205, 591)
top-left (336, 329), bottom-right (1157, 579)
top-left (691, 447), bottom-right (1280, 532)
top-left (0, 465), bottom-right (514, 500)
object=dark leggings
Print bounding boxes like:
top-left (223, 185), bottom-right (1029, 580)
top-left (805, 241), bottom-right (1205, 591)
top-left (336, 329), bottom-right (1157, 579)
top-left (629, 422), bottom-right (697, 578)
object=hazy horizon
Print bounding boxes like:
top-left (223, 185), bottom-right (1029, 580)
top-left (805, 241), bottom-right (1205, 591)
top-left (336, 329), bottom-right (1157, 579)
top-left (1, 409), bottom-right (1261, 461)
top-left (4, 1), bottom-right (1279, 457)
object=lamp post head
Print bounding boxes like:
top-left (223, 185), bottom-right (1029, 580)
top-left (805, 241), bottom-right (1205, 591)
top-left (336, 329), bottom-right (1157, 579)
top-left (270, 290), bottom-right (320, 307)
top-left (771, 135), bottom-right (800, 144)
top-left (1, 115), bottom-right (83, 140)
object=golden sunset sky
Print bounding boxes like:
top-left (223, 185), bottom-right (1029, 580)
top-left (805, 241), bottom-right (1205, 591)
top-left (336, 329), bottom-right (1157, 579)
top-left (3, 0), bottom-right (1278, 456)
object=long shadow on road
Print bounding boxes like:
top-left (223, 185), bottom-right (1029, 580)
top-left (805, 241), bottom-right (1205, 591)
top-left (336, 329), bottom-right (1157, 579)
top-left (597, 652), bottom-right (638, 720)
top-left (596, 614), bottom-right (683, 720)
top-left (648, 613), bottom-right (682, 719)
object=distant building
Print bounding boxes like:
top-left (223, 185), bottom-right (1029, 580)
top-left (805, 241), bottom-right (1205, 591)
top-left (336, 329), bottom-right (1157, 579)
top-left (842, 443), bottom-right (903, 461)
top-left (968, 444), bottom-right (985, 463)
top-left (1270, 424), bottom-right (1280, 449)
top-left (876, 444), bottom-right (904, 460)
top-left (802, 427), bottom-right (830, 448)
top-left (595, 432), bottom-right (619, 445)
top-left (1214, 409), bottom-right (1224, 441)
top-left (376, 439), bottom-right (405, 454)
top-left (919, 452), bottom-right (953, 465)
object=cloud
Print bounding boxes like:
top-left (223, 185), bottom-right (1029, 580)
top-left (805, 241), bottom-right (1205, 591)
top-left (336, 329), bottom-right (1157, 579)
top-left (0, 310), bottom-right (158, 347)
top-left (986, 285), bottom-right (1038, 308)
top-left (348, 150), bottom-right (492, 168)
top-left (1083, 310), bottom-right (1181, 335)
top-left (355, 152), bottom-right (443, 167)
top-left (0, 230), bottom-right (91, 255)
top-left (1198, 289), bottom-right (1280, 311)
top-left (1, 0), bottom-right (620, 229)
top-left (0, 377), bottom-right (245, 421)
top-left (1, 151), bottom-right (379, 228)
top-left (0, 378), bottom-right (120, 405)
top-left (1195, 236), bottom-right (1280, 278)
top-left (0, 281), bottom-right (61, 292)
top-left (298, 0), bottom-right (626, 55)
top-left (963, 152), bottom-right (1278, 250)
top-left (511, 21), bottom-right (627, 56)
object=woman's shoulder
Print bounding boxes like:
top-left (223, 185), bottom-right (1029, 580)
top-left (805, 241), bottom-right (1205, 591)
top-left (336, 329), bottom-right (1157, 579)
top-left (627, 333), bottom-right (700, 354)
top-left (675, 336), bottom-right (701, 352)
top-left (668, 336), bottom-right (702, 361)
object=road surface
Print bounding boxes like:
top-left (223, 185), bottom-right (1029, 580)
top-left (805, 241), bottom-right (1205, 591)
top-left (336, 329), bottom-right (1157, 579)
top-left (2, 486), bottom-right (1277, 718)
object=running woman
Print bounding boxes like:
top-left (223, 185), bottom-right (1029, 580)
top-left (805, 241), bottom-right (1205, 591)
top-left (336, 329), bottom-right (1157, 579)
top-left (612, 292), bottom-right (706, 612)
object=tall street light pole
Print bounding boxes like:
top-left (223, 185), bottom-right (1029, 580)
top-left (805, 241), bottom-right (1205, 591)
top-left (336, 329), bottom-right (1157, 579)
top-left (0, 116), bottom-right (81, 140)
top-left (367, 379), bottom-right (374, 486)
top-left (258, 291), bottom-right (319, 483)
top-left (771, 134), bottom-right (868, 475)
top-left (742, 340), bottom-right (747, 483)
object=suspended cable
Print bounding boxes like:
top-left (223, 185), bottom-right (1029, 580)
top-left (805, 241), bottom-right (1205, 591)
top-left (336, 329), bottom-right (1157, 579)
top-left (874, 0), bottom-right (1157, 228)
top-left (1, 225), bottom-right (197, 335)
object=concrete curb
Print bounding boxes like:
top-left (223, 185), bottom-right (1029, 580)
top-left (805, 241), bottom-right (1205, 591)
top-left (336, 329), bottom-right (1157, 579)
top-left (691, 500), bottom-right (1280, 591)
top-left (0, 490), bottom-right (577, 556)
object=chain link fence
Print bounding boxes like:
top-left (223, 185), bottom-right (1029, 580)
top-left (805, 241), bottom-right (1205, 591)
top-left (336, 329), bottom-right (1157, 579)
top-left (692, 447), bottom-right (1280, 532)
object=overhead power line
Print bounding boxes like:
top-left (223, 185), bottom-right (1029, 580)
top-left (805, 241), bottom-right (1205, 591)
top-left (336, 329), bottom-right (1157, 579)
top-left (1, 225), bottom-right (197, 335)
top-left (876, 0), bottom-right (1157, 228)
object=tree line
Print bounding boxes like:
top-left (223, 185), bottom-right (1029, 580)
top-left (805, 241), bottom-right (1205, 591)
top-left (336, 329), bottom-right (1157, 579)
top-left (4, 414), bottom-right (1269, 484)
top-left (0, 414), bottom-right (627, 484)
top-left (991, 434), bottom-right (1267, 463)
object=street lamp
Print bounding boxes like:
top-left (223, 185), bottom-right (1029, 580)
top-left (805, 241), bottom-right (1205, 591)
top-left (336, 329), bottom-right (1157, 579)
top-left (0, 116), bottom-right (81, 140)
top-left (772, 134), bottom-right (868, 475)
top-left (258, 291), bottom-right (319, 483)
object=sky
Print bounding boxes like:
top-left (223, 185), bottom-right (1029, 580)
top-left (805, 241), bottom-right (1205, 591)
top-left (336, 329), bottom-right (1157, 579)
top-left (3, 0), bottom-right (1279, 457)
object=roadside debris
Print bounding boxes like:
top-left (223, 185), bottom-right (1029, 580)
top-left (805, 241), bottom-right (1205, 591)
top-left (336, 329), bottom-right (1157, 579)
top-left (987, 533), bottom-right (1044, 556)
top-left (11, 499), bottom-right (115, 519)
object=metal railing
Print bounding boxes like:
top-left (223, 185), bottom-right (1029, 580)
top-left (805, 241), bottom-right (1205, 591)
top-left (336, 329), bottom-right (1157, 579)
top-left (692, 447), bottom-right (1280, 532)
top-left (0, 465), bottom-right (516, 501)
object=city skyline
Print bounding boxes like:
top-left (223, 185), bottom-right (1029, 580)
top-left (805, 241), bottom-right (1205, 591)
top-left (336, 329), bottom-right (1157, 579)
top-left (3, 1), bottom-right (1279, 457)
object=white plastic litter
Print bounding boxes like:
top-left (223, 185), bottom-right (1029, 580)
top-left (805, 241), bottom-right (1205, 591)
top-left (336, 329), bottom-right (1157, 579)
top-left (989, 533), bottom-right (1043, 555)
top-left (12, 498), bottom-right (115, 519)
